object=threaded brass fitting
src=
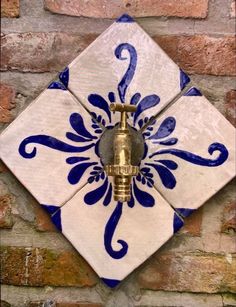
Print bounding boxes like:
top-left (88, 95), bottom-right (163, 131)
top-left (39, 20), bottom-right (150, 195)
top-left (104, 103), bottom-right (139, 202)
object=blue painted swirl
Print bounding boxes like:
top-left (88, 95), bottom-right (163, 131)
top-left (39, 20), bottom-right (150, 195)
top-left (68, 162), bottom-right (98, 185)
top-left (134, 95), bottom-right (160, 124)
top-left (148, 117), bottom-right (176, 140)
top-left (145, 163), bottom-right (177, 189)
top-left (88, 94), bottom-right (111, 123)
top-left (149, 143), bottom-right (229, 166)
top-left (133, 179), bottom-right (155, 207)
top-left (19, 135), bottom-right (95, 159)
top-left (70, 113), bottom-right (97, 139)
top-left (84, 178), bottom-right (109, 205)
top-left (153, 138), bottom-right (178, 146)
top-left (66, 132), bottom-right (93, 143)
top-left (115, 43), bottom-right (137, 103)
top-left (104, 202), bottom-right (128, 259)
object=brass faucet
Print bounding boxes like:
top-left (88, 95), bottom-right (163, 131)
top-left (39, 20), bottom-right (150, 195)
top-left (105, 103), bottom-right (139, 202)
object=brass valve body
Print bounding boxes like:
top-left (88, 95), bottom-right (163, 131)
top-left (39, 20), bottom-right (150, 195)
top-left (104, 103), bottom-right (139, 202)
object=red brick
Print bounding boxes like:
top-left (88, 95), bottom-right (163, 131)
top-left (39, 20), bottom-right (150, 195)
top-left (138, 252), bottom-right (236, 293)
top-left (0, 194), bottom-right (14, 229)
top-left (225, 90), bottom-right (236, 127)
top-left (230, 1), bottom-right (236, 18)
top-left (221, 201), bottom-right (236, 233)
top-left (1, 0), bottom-right (19, 17)
top-left (155, 35), bottom-right (236, 76)
top-left (0, 246), bottom-right (98, 287)
top-left (0, 32), bottom-right (97, 73)
top-left (0, 83), bottom-right (16, 123)
top-left (179, 208), bottom-right (203, 236)
top-left (33, 203), bottom-right (57, 232)
top-left (44, 0), bottom-right (208, 18)
top-left (1, 33), bottom-right (234, 76)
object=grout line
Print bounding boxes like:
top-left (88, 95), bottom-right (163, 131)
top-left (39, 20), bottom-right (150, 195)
top-left (51, 169), bottom-right (105, 216)
top-left (140, 170), bottom-right (185, 221)
top-left (66, 86), bottom-right (106, 131)
top-left (140, 83), bottom-right (192, 133)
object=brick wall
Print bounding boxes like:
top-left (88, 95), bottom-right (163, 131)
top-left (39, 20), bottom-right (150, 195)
top-left (1, 0), bottom-right (235, 306)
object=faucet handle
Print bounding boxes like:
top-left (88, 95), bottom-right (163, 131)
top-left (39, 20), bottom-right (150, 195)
top-left (110, 103), bottom-right (137, 130)
top-left (110, 103), bottom-right (137, 113)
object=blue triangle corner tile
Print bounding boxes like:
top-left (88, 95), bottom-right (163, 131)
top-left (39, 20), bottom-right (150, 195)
top-left (116, 14), bottom-right (135, 23)
top-left (101, 277), bottom-right (121, 288)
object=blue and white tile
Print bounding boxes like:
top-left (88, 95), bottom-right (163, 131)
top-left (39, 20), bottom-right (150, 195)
top-left (54, 170), bottom-right (184, 286)
top-left (0, 83), bottom-right (102, 209)
top-left (140, 87), bottom-right (236, 217)
top-left (59, 14), bottom-right (190, 130)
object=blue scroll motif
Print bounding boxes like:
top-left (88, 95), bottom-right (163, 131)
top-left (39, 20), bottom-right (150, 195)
top-left (144, 116), bottom-right (229, 189)
top-left (19, 112), bottom-right (102, 186)
top-left (104, 202), bottom-right (128, 259)
top-left (87, 43), bottom-right (160, 127)
top-left (84, 169), bottom-right (155, 259)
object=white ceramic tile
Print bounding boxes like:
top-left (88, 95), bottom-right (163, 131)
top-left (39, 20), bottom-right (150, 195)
top-left (59, 15), bottom-right (190, 130)
top-left (0, 83), bottom-right (102, 208)
top-left (140, 87), bottom-right (236, 217)
top-left (56, 170), bottom-right (184, 286)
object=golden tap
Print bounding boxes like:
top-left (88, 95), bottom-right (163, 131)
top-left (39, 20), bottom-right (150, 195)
top-left (105, 103), bottom-right (139, 202)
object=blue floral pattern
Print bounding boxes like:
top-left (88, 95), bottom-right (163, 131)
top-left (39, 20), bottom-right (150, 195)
top-left (18, 42), bottom-right (229, 261)
top-left (142, 117), bottom-right (229, 190)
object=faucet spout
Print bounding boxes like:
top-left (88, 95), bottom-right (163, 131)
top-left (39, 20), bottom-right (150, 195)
top-left (105, 103), bottom-right (139, 202)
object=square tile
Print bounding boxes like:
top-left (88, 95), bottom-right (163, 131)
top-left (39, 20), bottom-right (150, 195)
top-left (59, 15), bottom-right (190, 130)
top-left (141, 87), bottom-right (236, 217)
top-left (52, 171), bottom-right (184, 286)
top-left (0, 83), bottom-right (102, 208)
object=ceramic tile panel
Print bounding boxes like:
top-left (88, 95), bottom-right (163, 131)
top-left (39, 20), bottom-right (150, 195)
top-left (53, 170), bottom-right (184, 287)
top-left (140, 87), bottom-right (236, 217)
top-left (0, 83), bottom-right (102, 209)
top-left (59, 14), bottom-right (190, 130)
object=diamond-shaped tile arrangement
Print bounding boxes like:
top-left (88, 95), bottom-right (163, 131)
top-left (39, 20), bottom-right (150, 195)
top-left (0, 15), bottom-right (235, 288)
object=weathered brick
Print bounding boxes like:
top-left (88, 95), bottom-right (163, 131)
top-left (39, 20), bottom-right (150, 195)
top-left (221, 202), bottom-right (236, 233)
top-left (154, 35), bottom-right (236, 76)
top-left (138, 252), bottom-right (236, 293)
top-left (1, 0), bottom-right (19, 18)
top-left (29, 302), bottom-right (102, 307)
top-left (0, 161), bottom-right (9, 173)
top-left (1, 33), bottom-right (234, 76)
top-left (179, 208), bottom-right (203, 236)
top-left (44, 0), bottom-right (208, 18)
top-left (225, 90), bottom-right (236, 127)
top-left (0, 33), bottom-right (97, 73)
top-left (56, 303), bottom-right (103, 307)
top-left (0, 246), bottom-right (98, 287)
top-left (231, 1), bottom-right (236, 18)
top-left (0, 194), bottom-right (14, 229)
top-left (33, 204), bottom-right (57, 232)
top-left (0, 83), bottom-right (16, 123)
